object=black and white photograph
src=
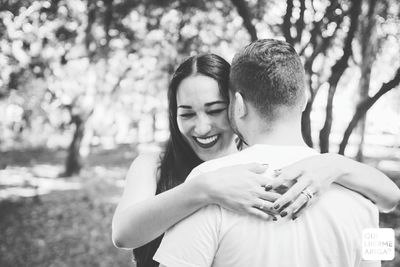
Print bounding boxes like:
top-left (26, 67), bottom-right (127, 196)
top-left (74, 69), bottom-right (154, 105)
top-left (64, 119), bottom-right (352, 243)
top-left (0, 0), bottom-right (399, 266)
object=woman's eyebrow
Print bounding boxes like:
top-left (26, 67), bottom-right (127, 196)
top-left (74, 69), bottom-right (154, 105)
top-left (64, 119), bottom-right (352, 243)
top-left (177, 105), bottom-right (192, 109)
top-left (205, 101), bottom-right (227, 107)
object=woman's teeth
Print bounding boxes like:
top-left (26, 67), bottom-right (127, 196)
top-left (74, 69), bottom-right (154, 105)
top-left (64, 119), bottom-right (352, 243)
top-left (195, 135), bottom-right (218, 145)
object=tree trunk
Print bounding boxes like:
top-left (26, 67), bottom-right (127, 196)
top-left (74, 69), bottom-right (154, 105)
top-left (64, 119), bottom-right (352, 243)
top-left (319, 0), bottom-right (362, 153)
top-left (103, 0), bottom-right (113, 48)
top-left (339, 103), bottom-right (365, 155)
top-left (85, 0), bottom-right (96, 55)
top-left (319, 84), bottom-right (335, 153)
top-left (339, 67), bottom-right (400, 155)
top-left (63, 114), bottom-right (85, 177)
top-left (355, 119), bottom-right (366, 161)
top-left (356, 0), bottom-right (378, 161)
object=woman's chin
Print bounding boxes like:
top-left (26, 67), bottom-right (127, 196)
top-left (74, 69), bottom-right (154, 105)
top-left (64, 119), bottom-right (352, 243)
top-left (194, 146), bottom-right (219, 161)
top-left (196, 146), bottom-right (231, 161)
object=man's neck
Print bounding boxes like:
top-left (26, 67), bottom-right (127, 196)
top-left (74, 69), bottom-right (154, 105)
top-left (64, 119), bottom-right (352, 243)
top-left (244, 119), bottom-right (307, 147)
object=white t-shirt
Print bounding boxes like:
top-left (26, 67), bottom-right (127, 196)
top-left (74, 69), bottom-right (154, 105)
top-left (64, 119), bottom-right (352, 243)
top-left (154, 145), bottom-right (380, 267)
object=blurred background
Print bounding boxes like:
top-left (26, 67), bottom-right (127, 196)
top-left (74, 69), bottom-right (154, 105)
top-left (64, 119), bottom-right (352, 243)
top-left (0, 0), bottom-right (399, 266)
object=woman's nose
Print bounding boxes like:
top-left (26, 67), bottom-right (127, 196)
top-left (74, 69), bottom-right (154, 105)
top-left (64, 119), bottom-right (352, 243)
top-left (194, 114), bottom-right (212, 135)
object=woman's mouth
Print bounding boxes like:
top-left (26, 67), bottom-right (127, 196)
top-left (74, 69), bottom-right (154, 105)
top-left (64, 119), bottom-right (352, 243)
top-left (193, 134), bottom-right (220, 149)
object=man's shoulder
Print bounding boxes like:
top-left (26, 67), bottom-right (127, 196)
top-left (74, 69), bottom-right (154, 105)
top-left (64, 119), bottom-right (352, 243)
top-left (312, 185), bottom-right (379, 225)
top-left (167, 204), bottom-right (222, 234)
top-left (195, 144), bottom-right (318, 173)
top-left (194, 147), bottom-right (258, 173)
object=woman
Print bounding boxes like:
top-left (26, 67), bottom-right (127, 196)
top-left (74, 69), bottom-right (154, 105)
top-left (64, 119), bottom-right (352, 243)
top-left (112, 54), bottom-right (400, 266)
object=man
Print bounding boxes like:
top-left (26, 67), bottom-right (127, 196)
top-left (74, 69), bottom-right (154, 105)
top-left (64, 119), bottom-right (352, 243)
top-left (153, 39), bottom-right (380, 267)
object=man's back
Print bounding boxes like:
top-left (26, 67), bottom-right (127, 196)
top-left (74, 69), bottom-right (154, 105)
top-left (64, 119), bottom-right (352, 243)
top-left (154, 145), bottom-right (379, 267)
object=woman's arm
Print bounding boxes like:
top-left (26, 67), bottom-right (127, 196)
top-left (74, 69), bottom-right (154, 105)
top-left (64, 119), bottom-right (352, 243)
top-left (333, 154), bottom-right (400, 212)
top-left (112, 154), bottom-right (277, 249)
top-left (112, 153), bottom-right (207, 249)
top-left (269, 153), bottom-right (400, 218)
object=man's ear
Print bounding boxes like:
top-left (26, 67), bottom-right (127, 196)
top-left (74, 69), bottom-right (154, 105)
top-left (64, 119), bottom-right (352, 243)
top-left (234, 92), bottom-right (247, 118)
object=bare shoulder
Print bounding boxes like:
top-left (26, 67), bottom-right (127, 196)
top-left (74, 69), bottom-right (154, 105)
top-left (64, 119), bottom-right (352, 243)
top-left (117, 151), bottom-right (163, 209)
top-left (129, 151), bottom-right (161, 171)
top-left (133, 151), bottom-right (160, 164)
top-left (125, 151), bottom-right (162, 182)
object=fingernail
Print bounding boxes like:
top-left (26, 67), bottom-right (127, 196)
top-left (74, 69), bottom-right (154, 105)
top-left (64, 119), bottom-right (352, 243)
top-left (274, 204), bottom-right (280, 210)
top-left (264, 185), bottom-right (272, 191)
top-left (280, 211), bottom-right (287, 217)
top-left (262, 163), bottom-right (269, 167)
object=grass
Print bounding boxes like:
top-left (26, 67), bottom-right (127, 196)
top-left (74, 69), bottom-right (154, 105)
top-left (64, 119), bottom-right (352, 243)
top-left (0, 145), bottom-right (136, 267)
top-left (0, 145), bottom-right (399, 266)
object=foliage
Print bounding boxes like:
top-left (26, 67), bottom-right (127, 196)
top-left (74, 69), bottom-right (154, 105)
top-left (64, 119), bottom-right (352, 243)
top-left (0, 0), bottom-right (399, 173)
top-left (228, 0), bottom-right (400, 152)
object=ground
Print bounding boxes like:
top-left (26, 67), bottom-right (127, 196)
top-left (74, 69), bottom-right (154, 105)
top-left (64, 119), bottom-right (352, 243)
top-left (0, 145), bottom-right (399, 267)
top-left (0, 146), bottom-right (135, 267)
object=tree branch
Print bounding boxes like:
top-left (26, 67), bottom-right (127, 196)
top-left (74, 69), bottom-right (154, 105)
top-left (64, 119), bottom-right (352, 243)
top-left (282, 0), bottom-right (294, 45)
top-left (294, 0), bottom-right (306, 45)
top-left (230, 0), bottom-right (258, 41)
top-left (303, 0), bottom-right (344, 72)
top-left (110, 66), bottom-right (132, 95)
top-left (339, 67), bottom-right (400, 154)
top-left (303, 0), bottom-right (341, 48)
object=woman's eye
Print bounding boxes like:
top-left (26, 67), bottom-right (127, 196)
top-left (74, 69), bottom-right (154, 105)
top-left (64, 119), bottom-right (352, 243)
top-left (208, 109), bottom-right (226, 115)
top-left (179, 113), bottom-right (195, 118)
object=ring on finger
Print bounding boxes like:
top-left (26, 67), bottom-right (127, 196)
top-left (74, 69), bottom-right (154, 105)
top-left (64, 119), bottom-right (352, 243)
top-left (300, 188), bottom-right (314, 201)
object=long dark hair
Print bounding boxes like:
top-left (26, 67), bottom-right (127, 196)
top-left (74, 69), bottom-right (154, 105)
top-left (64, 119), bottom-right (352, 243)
top-left (133, 54), bottom-right (230, 266)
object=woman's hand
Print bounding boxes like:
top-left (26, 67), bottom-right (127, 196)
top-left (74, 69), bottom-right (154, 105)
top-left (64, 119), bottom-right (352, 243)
top-left (195, 163), bottom-right (281, 220)
top-left (269, 154), bottom-right (346, 220)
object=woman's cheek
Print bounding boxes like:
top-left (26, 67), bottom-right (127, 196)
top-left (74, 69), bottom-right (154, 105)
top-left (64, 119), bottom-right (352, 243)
top-left (220, 113), bottom-right (232, 130)
top-left (176, 118), bottom-right (188, 135)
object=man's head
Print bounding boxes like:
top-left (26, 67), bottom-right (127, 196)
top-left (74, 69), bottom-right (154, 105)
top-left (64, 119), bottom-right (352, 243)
top-left (228, 39), bottom-right (306, 140)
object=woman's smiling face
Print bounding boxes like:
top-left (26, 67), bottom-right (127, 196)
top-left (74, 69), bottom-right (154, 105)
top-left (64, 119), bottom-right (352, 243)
top-left (176, 75), bottom-right (236, 161)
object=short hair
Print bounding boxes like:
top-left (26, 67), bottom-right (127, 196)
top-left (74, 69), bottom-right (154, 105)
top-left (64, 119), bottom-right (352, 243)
top-left (230, 39), bottom-right (305, 119)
